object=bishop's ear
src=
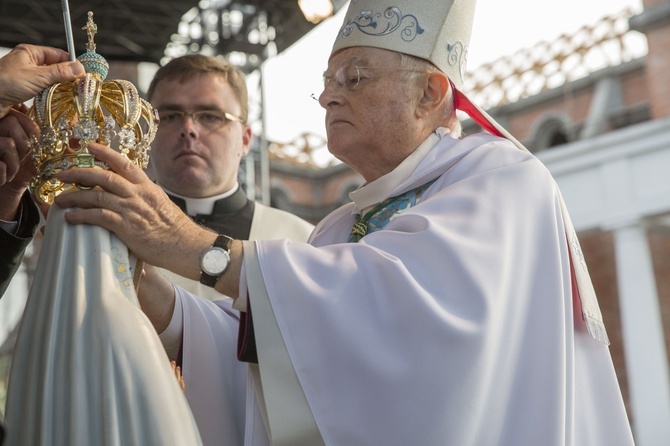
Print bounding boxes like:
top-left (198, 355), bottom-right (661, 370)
top-left (416, 71), bottom-right (450, 118)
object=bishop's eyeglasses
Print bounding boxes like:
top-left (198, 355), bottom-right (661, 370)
top-left (314, 62), bottom-right (432, 100)
top-left (157, 110), bottom-right (244, 130)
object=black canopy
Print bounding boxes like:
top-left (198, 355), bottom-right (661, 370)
top-left (0, 0), bottom-right (347, 64)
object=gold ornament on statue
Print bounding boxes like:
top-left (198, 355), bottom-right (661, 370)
top-left (28, 11), bottom-right (159, 204)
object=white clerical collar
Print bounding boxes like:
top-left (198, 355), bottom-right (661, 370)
top-left (159, 183), bottom-right (239, 216)
top-left (350, 127), bottom-right (450, 214)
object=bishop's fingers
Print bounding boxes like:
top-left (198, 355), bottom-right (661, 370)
top-left (86, 143), bottom-right (151, 185)
top-left (56, 164), bottom-right (135, 200)
top-left (58, 202), bottom-right (125, 233)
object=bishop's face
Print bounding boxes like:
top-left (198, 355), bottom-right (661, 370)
top-left (318, 47), bottom-right (427, 182)
top-left (148, 73), bottom-right (251, 198)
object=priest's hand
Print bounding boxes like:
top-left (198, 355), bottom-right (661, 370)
top-left (0, 107), bottom-right (39, 220)
top-left (54, 143), bottom-right (217, 281)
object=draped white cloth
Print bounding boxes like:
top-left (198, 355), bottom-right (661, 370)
top-left (173, 132), bottom-right (635, 445)
top-left (171, 289), bottom-right (270, 445)
top-left (158, 202), bottom-right (313, 445)
top-left (4, 204), bottom-right (202, 446)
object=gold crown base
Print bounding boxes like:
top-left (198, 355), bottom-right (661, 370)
top-left (30, 152), bottom-right (110, 204)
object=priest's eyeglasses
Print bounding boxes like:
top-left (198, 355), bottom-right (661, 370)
top-left (157, 110), bottom-right (244, 130)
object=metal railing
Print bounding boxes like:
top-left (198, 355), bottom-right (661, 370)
top-left (463, 8), bottom-right (647, 109)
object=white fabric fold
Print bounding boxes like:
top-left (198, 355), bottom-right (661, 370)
top-left (4, 204), bottom-right (202, 446)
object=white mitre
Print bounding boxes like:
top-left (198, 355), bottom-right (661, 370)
top-left (331, 0), bottom-right (474, 89)
top-left (330, 0), bottom-right (526, 145)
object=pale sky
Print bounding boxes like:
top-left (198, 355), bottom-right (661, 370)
top-left (262, 0), bottom-right (644, 144)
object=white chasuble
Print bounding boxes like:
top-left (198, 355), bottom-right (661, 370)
top-left (4, 205), bottom-right (202, 446)
top-left (240, 133), bottom-right (635, 446)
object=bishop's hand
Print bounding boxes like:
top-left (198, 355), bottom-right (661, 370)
top-left (54, 143), bottom-right (217, 280)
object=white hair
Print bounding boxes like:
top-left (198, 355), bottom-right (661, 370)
top-left (398, 53), bottom-right (462, 137)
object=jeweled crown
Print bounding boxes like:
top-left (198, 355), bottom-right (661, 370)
top-left (29, 11), bottom-right (159, 204)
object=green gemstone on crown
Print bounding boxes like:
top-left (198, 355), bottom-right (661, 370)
top-left (76, 153), bottom-right (95, 168)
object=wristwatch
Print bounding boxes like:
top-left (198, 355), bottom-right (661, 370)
top-left (199, 234), bottom-right (233, 287)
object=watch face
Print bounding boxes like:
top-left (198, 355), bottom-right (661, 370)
top-left (202, 247), bottom-right (230, 276)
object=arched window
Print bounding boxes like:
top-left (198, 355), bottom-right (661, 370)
top-left (529, 114), bottom-right (574, 152)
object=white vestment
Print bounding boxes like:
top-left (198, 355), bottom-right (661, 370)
top-left (176, 132), bottom-right (635, 446)
top-left (160, 202), bottom-right (313, 446)
top-left (5, 205), bottom-right (202, 445)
